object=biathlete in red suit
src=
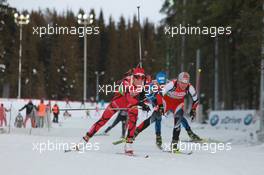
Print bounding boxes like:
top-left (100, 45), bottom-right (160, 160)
top-left (81, 67), bottom-right (148, 154)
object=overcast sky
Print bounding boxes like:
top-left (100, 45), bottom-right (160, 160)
top-left (7, 0), bottom-right (165, 24)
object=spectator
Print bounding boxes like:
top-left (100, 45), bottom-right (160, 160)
top-left (0, 103), bottom-right (9, 127)
top-left (37, 99), bottom-right (46, 128)
top-left (19, 100), bottom-right (37, 128)
top-left (52, 103), bottom-right (60, 123)
top-left (14, 113), bottom-right (24, 128)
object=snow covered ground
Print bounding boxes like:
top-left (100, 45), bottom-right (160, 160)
top-left (0, 98), bottom-right (264, 175)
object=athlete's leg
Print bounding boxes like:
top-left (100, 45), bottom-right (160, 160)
top-left (120, 114), bottom-right (128, 138)
top-left (126, 107), bottom-right (138, 141)
top-left (155, 116), bottom-right (162, 147)
top-left (181, 115), bottom-right (201, 141)
top-left (104, 111), bottom-right (124, 134)
top-left (85, 95), bottom-right (129, 139)
top-left (181, 116), bottom-right (190, 130)
top-left (124, 107), bottom-right (139, 154)
top-left (121, 120), bottom-right (126, 138)
top-left (86, 104), bottom-right (118, 138)
top-left (171, 109), bottom-right (183, 151)
top-left (155, 117), bottom-right (162, 136)
top-left (134, 111), bottom-right (161, 138)
top-left (135, 117), bottom-right (151, 136)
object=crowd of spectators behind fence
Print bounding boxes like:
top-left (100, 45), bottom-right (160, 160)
top-left (17, 99), bottom-right (60, 128)
top-left (0, 98), bottom-right (103, 129)
top-left (0, 99), bottom-right (60, 129)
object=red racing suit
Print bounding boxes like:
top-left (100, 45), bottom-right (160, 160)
top-left (160, 79), bottom-right (198, 114)
top-left (86, 75), bottom-right (144, 142)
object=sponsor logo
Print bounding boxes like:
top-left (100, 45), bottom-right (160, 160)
top-left (210, 115), bottom-right (219, 126)
top-left (167, 91), bottom-right (186, 99)
top-left (209, 111), bottom-right (256, 128)
top-left (220, 116), bottom-right (241, 124)
top-left (244, 114), bottom-right (253, 126)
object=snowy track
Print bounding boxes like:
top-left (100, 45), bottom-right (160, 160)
top-left (1, 113), bottom-right (264, 175)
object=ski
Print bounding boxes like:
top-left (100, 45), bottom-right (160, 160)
top-left (112, 138), bottom-right (127, 145)
top-left (162, 149), bottom-right (193, 155)
top-left (94, 132), bottom-right (109, 136)
top-left (64, 145), bottom-right (80, 153)
top-left (116, 152), bottom-right (150, 158)
top-left (181, 138), bottom-right (222, 144)
top-left (64, 139), bottom-right (85, 153)
top-left (64, 149), bottom-right (75, 153)
top-left (156, 144), bottom-right (193, 155)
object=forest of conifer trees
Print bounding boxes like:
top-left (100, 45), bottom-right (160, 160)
top-left (0, 0), bottom-right (263, 112)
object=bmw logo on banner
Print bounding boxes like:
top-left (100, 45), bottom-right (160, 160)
top-left (244, 114), bottom-right (253, 126)
top-left (210, 115), bottom-right (219, 126)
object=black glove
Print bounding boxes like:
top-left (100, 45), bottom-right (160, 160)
top-left (190, 109), bottom-right (196, 121)
top-left (138, 91), bottom-right (146, 101)
top-left (141, 103), bottom-right (150, 112)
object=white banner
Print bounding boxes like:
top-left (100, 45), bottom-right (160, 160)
top-left (209, 110), bottom-right (259, 130)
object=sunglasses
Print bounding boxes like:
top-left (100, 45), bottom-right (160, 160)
top-left (134, 75), bottom-right (145, 80)
top-left (179, 81), bottom-right (188, 84)
top-left (178, 82), bottom-right (189, 87)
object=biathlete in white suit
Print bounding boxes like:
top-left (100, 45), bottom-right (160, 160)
top-left (133, 72), bottom-right (202, 150)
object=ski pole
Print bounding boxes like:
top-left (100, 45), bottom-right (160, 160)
top-left (59, 106), bottom-right (144, 111)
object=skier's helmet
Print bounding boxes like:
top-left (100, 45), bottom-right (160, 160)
top-left (133, 67), bottom-right (145, 80)
top-left (156, 71), bottom-right (167, 85)
top-left (133, 67), bottom-right (145, 76)
top-left (178, 72), bottom-right (190, 84)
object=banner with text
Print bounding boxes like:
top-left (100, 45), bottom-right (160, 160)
top-left (209, 110), bottom-right (259, 130)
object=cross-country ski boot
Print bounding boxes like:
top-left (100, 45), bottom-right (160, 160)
top-left (187, 129), bottom-right (202, 142)
top-left (75, 135), bottom-right (90, 151)
top-left (171, 139), bottom-right (180, 153)
top-left (83, 134), bottom-right (90, 142)
top-left (65, 134), bottom-right (90, 153)
top-left (156, 135), bottom-right (162, 149)
top-left (124, 138), bottom-right (134, 156)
